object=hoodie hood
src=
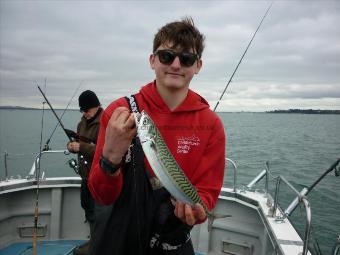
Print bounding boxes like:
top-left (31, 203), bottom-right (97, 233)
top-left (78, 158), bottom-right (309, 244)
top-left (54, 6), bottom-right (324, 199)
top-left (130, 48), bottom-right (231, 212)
top-left (139, 81), bottom-right (209, 113)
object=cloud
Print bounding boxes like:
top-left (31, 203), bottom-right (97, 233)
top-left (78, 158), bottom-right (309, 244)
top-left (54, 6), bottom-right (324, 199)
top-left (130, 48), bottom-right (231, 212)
top-left (0, 1), bottom-right (339, 111)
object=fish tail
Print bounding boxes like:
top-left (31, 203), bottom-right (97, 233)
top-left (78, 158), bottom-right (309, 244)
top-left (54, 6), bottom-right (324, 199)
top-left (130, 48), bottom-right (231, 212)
top-left (207, 211), bottom-right (232, 232)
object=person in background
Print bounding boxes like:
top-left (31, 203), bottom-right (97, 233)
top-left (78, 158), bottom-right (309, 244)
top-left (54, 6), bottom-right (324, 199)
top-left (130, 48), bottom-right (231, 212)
top-left (88, 17), bottom-right (226, 255)
top-left (67, 90), bottom-right (103, 255)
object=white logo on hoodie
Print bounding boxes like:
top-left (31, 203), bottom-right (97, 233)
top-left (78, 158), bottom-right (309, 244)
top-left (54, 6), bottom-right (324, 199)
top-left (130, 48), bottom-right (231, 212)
top-left (177, 135), bottom-right (200, 154)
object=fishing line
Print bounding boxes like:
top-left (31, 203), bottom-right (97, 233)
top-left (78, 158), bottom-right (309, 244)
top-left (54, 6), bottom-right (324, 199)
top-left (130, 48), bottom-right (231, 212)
top-left (37, 85), bottom-right (73, 142)
top-left (213, 1), bottom-right (274, 112)
top-left (43, 80), bottom-right (83, 150)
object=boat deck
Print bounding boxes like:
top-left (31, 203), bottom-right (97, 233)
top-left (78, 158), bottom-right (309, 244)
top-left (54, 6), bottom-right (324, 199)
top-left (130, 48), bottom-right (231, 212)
top-left (0, 241), bottom-right (205, 255)
top-left (0, 240), bottom-right (85, 255)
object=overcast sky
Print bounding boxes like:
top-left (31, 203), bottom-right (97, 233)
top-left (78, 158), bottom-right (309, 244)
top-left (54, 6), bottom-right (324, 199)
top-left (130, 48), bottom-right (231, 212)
top-left (1, 1), bottom-right (339, 112)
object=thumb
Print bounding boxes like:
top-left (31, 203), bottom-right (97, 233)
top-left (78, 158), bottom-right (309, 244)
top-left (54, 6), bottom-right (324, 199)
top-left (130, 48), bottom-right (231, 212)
top-left (194, 203), bottom-right (206, 221)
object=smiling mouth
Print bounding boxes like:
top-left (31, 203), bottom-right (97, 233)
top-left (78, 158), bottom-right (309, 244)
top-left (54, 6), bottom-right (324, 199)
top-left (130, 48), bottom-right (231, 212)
top-left (166, 72), bottom-right (184, 77)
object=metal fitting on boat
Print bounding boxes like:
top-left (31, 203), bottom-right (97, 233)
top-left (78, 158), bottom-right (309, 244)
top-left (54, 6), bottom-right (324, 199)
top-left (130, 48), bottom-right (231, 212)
top-left (332, 235), bottom-right (340, 255)
top-left (335, 166), bottom-right (340, 177)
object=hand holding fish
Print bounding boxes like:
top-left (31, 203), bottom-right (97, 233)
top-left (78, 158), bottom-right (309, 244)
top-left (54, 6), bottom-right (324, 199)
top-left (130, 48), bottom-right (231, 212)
top-left (174, 201), bottom-right (206, 226)
top-left (103, 107), bottom-right (136, 165)
top-left (136, 111), bottom-right (224, 228)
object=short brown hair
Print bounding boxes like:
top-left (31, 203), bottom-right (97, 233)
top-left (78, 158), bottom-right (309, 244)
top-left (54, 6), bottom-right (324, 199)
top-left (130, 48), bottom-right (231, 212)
top-left (153, 17), bottom-right (205, 58)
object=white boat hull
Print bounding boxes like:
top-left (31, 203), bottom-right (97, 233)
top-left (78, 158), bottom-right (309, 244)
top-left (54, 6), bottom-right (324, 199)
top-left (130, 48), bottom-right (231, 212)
top-left (0, 177), bottom-right (310, 255)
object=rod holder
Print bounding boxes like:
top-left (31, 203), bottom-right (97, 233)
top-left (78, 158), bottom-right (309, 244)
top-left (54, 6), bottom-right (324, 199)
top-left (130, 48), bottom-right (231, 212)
top-left (247, 169), bottom-right (266, 189)
top-left (284, 187), bottom-right (308, 216)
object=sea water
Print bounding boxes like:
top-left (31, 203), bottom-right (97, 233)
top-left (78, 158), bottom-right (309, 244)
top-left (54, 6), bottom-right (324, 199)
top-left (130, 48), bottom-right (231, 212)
top-left (0, 109), bottom-right (339, 254)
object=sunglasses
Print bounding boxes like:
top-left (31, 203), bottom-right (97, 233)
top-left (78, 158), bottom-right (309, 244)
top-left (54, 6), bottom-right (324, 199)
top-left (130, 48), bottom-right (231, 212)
top-left (154, 50), bottom-right (198, 67)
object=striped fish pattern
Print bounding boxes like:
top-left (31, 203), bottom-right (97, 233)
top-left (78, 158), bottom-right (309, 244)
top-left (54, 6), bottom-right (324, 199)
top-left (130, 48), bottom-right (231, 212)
top-left (135, 111), bottom-right (210, 214)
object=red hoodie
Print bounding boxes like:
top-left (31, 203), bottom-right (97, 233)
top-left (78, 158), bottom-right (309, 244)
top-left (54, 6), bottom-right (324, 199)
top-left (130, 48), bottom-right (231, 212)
top-left (88, 81), bottom-right (226, 213)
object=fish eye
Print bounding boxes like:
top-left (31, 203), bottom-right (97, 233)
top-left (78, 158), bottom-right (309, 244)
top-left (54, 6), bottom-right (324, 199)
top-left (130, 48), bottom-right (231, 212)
top-left (142, 118), bottom-right (149, 125)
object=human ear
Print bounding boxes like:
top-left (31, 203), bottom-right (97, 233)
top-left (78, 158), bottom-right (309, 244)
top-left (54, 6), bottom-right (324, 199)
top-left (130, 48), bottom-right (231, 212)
top-left (149, 54), bottom-right (155, 70)
top-left (195, 59), bottom-right (203, 74)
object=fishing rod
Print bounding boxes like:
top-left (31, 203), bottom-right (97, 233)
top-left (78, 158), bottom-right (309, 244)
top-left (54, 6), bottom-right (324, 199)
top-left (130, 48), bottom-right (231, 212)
top-left (65, 129), bottom-right (94, 143)
top-left (284, 158), bottom-right (340, 216)
top-left (37, 85), bottom-right (73, 142)
top-left (213, 1), bottom-right (274, 112)
top-left (33, 80), bottom-right (47, 255)
top-left (38, 84), bottom-right (87, 175)
top-left (38, 85), bottom-right (94, 145)
top-left (43, 80), bottom-right (83, 151)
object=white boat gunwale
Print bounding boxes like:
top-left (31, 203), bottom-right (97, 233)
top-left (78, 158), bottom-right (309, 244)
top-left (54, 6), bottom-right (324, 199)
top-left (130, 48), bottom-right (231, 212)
top-left (1, 151), bottom-right (326, 255)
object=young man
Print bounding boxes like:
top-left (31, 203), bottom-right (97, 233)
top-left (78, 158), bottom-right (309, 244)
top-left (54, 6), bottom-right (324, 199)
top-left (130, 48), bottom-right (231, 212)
top-left (67, 90), bottom-right (103, 255)
top-left (88, 17), bottom-right (225, 255)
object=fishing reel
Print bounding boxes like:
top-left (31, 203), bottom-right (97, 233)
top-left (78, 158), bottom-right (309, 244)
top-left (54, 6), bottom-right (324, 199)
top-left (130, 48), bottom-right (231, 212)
top-left (42, 144), bottom-right (50, 151)
top-left (68, 158), bottom-right (79, 174)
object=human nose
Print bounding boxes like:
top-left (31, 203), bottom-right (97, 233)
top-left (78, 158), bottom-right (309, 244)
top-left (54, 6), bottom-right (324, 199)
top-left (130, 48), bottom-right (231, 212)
top-left (170, 56), bottom-right (181, 68)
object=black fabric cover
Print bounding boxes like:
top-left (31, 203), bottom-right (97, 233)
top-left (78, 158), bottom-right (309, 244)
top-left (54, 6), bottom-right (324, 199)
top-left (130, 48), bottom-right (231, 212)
top-left (93, 138), bottom-right (156, 255)
top-left (80, 179), bottom-right (95, 223)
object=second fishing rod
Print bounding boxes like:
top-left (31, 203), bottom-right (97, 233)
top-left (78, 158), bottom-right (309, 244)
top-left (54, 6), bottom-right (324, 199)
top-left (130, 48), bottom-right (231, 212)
top-left (37, 85), bottom-right (93, 146)
top-left (213, 2), bottom-right (273, 112)
top-left (43, 81), bottom-right (83, 150)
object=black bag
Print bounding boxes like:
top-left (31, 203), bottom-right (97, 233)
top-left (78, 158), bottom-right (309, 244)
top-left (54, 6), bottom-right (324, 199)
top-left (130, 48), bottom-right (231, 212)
top-left (93, 138), bottom-right (156, 255)
top-left (149, 189), bottom-right (194, 255)
top-left (80, 179), bottom-right (95, 223)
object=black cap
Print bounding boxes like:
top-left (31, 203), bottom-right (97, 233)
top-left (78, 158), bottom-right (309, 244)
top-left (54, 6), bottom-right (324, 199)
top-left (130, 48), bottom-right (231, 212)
top-left (78, 90), bottom-right (100, 111)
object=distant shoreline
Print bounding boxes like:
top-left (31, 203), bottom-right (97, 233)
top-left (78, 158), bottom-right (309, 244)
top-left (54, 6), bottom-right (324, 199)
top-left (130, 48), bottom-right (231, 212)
top-left (0, 106), bottom-right (78, 111)
top-left (266, 109), bottom-right (340, 114)
top-left (1, 106), bottom-right (339, 114)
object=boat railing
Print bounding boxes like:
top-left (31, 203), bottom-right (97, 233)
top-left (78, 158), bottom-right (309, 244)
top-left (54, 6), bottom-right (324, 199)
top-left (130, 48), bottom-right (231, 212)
top-left (246, 161), bottom-right (271, 193)
top-left (3, 154), bottom-right (238, 186)
top-left (27, 150), bottom-right (71, 179)
top-left (2, 150), bottom-right (38, 181)
top-left (332, 235), bottom-right (340, 255)
top-left (226, 158), bottom-right (237, 192)
top-left (272, 175), bottom-right (311, 255)
top-left (246, 161), bottom-right (312, 255)
top-left (3, 151), bottom-right (9, 180)
top-left (1, 150), bottom-right (75, 181)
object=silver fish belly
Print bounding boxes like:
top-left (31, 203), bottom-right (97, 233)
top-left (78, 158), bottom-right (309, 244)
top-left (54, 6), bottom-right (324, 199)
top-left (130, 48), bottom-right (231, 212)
top-left (135, 111), bottom-right (209, 213)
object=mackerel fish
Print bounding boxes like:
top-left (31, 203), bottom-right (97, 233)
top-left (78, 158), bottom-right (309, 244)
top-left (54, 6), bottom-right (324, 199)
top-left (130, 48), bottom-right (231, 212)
top-left (134, 111), bottom-right (229, 228)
